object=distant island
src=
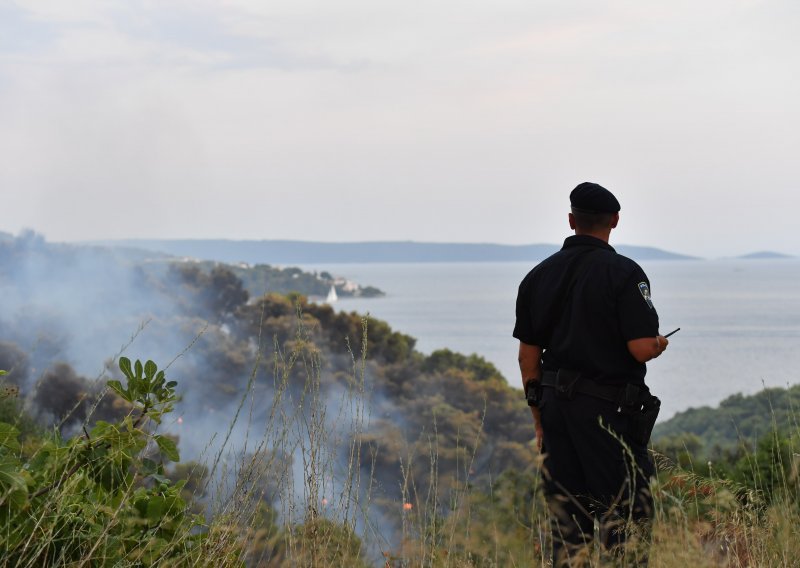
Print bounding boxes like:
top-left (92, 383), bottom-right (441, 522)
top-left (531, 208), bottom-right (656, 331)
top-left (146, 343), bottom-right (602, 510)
top-left (92, 239), bottom-right (696, 264)
top-left (736, 251), bottom-right (795, 260)
top-left (0, 232), bottom-right (384, 302)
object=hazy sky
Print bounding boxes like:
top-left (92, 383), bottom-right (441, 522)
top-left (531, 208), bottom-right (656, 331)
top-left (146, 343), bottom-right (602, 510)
top-left (1, 0), bottom-right (798, 257)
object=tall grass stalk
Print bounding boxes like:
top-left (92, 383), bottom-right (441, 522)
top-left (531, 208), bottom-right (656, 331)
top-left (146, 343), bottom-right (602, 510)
top-left (5, 309), bottom-right (800, 566)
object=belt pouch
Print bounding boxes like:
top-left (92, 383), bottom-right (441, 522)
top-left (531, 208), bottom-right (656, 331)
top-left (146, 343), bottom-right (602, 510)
top-left (628, 394), bottom-right (661, 446)
top-left (555, 369), bottom-right (580, 400)
top-left (525, 379), bottom-right (543, 407)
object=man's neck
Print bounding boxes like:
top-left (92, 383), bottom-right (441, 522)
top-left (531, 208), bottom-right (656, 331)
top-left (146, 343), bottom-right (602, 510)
top-left (574, 229), bottom-right (611, 243)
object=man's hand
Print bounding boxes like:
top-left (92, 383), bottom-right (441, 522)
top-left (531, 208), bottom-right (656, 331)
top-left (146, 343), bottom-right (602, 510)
top-left (519, 342), bottom-right (545, 451)
top-left (653, 335), bottom-right (669, 358)
top-left (534, 419), bottom-right (544, 452)
top-left (627, 335), bottom-right (669, 363)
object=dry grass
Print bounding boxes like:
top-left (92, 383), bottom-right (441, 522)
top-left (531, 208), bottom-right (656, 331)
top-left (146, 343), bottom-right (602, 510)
top-left (3, 315), bottom-right (800, 567)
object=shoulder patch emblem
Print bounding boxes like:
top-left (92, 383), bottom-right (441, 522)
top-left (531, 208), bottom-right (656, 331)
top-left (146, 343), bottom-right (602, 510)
top-left (638, 282), bottom-right (654, 309)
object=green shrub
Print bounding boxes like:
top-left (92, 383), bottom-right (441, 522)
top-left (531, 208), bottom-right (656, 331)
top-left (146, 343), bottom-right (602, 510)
top-left (0, 358), bottom-right (223, 566)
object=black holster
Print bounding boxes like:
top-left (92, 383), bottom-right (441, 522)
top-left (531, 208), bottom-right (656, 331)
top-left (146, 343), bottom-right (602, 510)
top-left (627, 393), bottom-right (661, 446)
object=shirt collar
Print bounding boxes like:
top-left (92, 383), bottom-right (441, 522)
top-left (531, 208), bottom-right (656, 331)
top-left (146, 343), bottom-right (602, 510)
top-left (562, 234), bottom-right (616, 252)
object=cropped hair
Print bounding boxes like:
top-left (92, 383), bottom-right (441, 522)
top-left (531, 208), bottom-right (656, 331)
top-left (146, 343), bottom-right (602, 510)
top-left (571, 207), bottom-right (615, 232)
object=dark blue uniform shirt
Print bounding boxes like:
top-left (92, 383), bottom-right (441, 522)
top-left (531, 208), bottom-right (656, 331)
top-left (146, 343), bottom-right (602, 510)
top-left (513, 235), bottom-right (659, 385)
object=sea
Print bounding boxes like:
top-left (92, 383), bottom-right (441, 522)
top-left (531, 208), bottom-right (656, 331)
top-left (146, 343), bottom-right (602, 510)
top-left (301, 259), bottom-right (800, 421)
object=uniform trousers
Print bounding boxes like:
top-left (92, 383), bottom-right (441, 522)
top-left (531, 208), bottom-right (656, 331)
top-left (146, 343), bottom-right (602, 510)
top-left (539, 387), bottom-right (655, 565)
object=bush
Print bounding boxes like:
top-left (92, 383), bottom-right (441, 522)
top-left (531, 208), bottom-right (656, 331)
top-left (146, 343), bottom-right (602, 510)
top-left (0, 358), bottom-right (219, 565)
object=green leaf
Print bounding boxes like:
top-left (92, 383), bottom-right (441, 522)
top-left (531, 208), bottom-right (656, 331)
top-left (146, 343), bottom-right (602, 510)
top-left (129, 377), bottom-right (143, 400)
top-left (165, 381), bottom-right (177, 389)
top-left (144, 360), bottom-right (157, 380)
top-left (162, 493), bottom-right (186, 517)
top-left (0, 422), bottom-right (21, 453)
top-left (104, 427), bottom-right (140, 450)
top-left (141, 458), bottom-right (159, 476)
top-left (134, 360), bottom-right (143, 379)
top-left (106, 380), bottom-right (129, 401)
top-left (0, 457), bottom-right (27, 494)
top-left (134, 496), bottom-right (149, 517)
top-left (154, 435), bottom-right (180, 462)
top-left (151, 473), bottom-right (171, 485)
top-left (0, 370), bottom-right (6, 376)
top-left (119, 357), bottom-right (134, 381)
top-left (153, 379), bottom-right (165, 395)
top-left (91, 420), bottom-right (113, 438)
top-left (147, 495), bottom-right (166, 521)
top-left (6, 487), bottom-right (28, 508)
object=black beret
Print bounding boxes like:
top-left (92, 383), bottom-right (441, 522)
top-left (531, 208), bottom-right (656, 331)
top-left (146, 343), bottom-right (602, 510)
top-left (569, 182), bottom-right (620, 213)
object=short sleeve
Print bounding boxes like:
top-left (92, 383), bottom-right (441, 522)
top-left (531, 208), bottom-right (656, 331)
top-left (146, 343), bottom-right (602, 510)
top-left (617, 266), bottom-right (660, 341)
top-left (513, 279), bottom-right (538, 345)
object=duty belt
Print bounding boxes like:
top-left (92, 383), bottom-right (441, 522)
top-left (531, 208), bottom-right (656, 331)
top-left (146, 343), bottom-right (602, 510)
top-left (540, 370), bottom-right (647, 411)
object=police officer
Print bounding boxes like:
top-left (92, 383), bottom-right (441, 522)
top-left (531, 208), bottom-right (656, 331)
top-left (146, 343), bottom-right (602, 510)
top-left (513, 182), bottom-right (668, 565)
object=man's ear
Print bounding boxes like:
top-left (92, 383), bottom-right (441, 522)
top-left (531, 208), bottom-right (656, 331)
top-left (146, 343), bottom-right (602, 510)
top-left (610, 212), bottom-right (619, 229)
top-left (568, 213), bottom-right (577, 230)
